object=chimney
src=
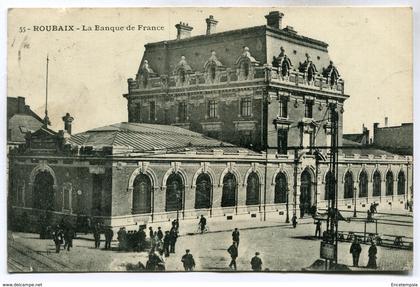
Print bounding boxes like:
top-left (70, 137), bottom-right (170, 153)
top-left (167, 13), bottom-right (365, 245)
top-left (17, 97), bottom-right (26, 114)
top-left (362, 124), bottom-right (369, 145)
top-left (265, 11), bottom-right (284, 29)
top-left (62, 112), bottom-right (74, 135)
top-left (206, 15), bottom-right (218, 35)
top-left (175, 22), bottom-right (193, 40)
top-left (385, 117), bottom-right (388, 127)
top-left (373, 122), bottom-right (379, 143)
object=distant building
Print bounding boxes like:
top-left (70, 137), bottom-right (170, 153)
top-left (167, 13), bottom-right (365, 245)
top-left (7, 97), bottom-right (44, 149)
top-left (373, 122), bottom-right (413, 156)
top-left (343, 125), bottom-right (370, 146)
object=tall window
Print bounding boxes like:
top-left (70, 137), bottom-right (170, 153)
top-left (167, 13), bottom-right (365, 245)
top-left (246, 172), bottom-right (260, 205)
top-left (166, 173), bottom-right (184, 212)
top-left (344, 171), bottom-right (354, 199)
top-left (178, 101), bottom-right (187, 122)
top-left (325, 171), bottom-right (333, 200)
top-left (149, 101), bottom-right (156, 121)
top-left (277, 129), bottom-right (288, 154)
top-left (222, 173), bottom-right (237, 207)
top-left (279, 97), bottom-right (288, 118)
top-left (207, 100), bottom-right (217, 119)
top-left (195, 173), bottom-right (212, 209)
top-left (62, 183), bottom-right (72, 211)
top-left (132, 173), bottom-right (152, 214)
top-left (210, 65), bottom-right (216, 81)
top-left (386, 171), bottom-right (394, 196)
top-left (373, 171), bottom-right (381, 196)
top-left (240, 98), bottom-right (252, 117)
top-left (359, 171), bottom-right (368, 198)
top-left (398, 171), bottom-right (405, 195)
top-left (274, 173), bottom-right (287, 203)
top-left (304, 100), bottom-right (314, 118)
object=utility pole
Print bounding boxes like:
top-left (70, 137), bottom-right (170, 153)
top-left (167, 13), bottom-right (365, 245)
top-left (353, 187), bottom-right (358, 217)
top-left (43, 55), bottom-right (51, 127)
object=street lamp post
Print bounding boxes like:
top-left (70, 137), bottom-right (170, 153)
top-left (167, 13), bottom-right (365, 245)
top-left (285, 188), bottom-right (290, 223)
top-left (353, 187), bottom-right (358, 218)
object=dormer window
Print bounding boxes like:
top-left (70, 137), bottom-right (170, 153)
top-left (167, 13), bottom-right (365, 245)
top-left (242, 62), bottom-right (250, 78)
top-left (179, 69), bottom-right (186, 83)
top-left (210, 65), bottom-right (216, 81)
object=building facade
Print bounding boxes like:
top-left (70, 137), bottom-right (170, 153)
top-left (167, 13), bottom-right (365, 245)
top-left (8, 11), bottom-right (413, 230)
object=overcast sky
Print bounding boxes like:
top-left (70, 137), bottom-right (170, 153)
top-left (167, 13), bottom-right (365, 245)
top-left (7, 7), bottom-right (412, 134)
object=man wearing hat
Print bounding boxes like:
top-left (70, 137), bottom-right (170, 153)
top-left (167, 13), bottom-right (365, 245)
top-left (250, 252), bottom-right (263, 271)
top-left (181, 249), bottom-right (196, 271)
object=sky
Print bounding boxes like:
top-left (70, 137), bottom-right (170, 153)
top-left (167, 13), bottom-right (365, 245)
top-left (7, 7), bottom-right (412, 134)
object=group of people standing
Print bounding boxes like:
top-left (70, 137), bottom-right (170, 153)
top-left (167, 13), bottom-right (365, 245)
top-left (350, 237), bottom-right (378, 269)
top-left (52, 221), bottom-right (75, 253)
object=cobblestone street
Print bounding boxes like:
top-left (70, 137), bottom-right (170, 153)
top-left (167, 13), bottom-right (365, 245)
top-left (8, 211), bottom-right (413, 272)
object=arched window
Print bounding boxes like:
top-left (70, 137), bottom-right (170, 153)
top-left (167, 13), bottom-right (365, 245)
top-left (210, 65), bottom-right (216, 81)
top-left (195, 173), bottom-right (212, 209)
top-left (386, 171), bottom-right (394, 196)
top-left (246, 172), bottom-right (260, 205)
top-left (300, 170), bottom-right (312, 210)
top-left (132, 173), bottom-right (152, 214)
top-left (222, 173), bottom-right (236, 207)
top-left (166, 173), bottom-right (184, 212)
top-left (33, 171), bottom-right (55, 211)
top-left (373, 171), bottom-right (381, 197)
top-left (344, 171), bottom-right (354, 199)
top-left (274, 173), bottom-right (287, 203)
top-left (397, 171), bottom-right (405, 195)
top-left (359, 170), bottom-right (368, 198)
top-left (325, 171), bottom-right (333, 200)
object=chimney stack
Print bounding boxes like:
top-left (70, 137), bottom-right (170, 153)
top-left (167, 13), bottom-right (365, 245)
top-left (206, 15), bottom-right (218, 35)
top-left (17, 97), bottom-right (26, 114)
top-left (385, 117), bottom-right (388, 127)
top-left (175, 22), bottom-right (193, 40)
top-left (62, 112), bottom-right (74, 135)
top-left (265, 11), bottom-right (284, 29)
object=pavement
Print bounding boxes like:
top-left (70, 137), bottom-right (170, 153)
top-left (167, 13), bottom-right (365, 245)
top-left (7, 210), bottom-right (413, 273)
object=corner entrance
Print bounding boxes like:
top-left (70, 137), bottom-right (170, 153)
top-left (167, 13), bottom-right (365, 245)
top-left (299, 170), bottom-right (312, 217)
top-left (33, 171), bottom-right (55, 211)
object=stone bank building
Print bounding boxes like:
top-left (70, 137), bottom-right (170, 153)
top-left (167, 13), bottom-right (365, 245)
top-left (9, 12), bottom-right (413, 228)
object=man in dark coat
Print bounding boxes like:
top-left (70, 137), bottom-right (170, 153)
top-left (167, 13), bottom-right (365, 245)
top-left (169, 226), bottom-right (178, 253)
top-left (157, 227), bottom-right (164, 241)
top-left (367, 242), bottom-right (378, 269)
top-left (104, 226), bottom-right (114, 250)
top-left (227, 242), bottom-right (238, 270)
top-left (232, 228), bottom-right (240, 246)
top-left (199, 215), bottom-right (207, 234)
top-left (350, 237), bottom-right (362, 267)
top-left (163, 231), bottom-right (171, 257)
top-left (181, 249), bottom-right (196, 271)
top-left (63, 225), bottom-right (75, 251)
top-left (314, 220), bottom-right (322, 238)
top-left (149, 226), bottom-right (154, 239)
top-left (93, 223), bottom-right (101, 248)
top-left (53, 225), bottom-right (63, 253)
top-left (138, 227), bottom-right (146, 252)
top-left (250, 252), bottom-right (263, 271)
top-left (292, 214), bottom-right (298, 228)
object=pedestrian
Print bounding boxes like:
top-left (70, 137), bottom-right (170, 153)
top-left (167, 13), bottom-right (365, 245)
top-left (63, 225), bottom-right (74, 251)
top-left (104, 226), bottom-right (114, 250)
top-left (314, 220), bottom-right (322, 238)
top-left (163, 231), bottom-right (171, 257)
top-left (227, 241), bottom-right (238, 270)
top-left (169, 225), bottom-right (178, 253)
top-left (148, 226), bottom-right (154, 238)
top-left (350, 237), bottom-right (362, 267)
top-left (93, 223), bottom-right (101, 248)
top-left (250, 252), bottom-right (263, 271)
top-left (292, 214), bottom-right (298, 228)
top-left (367, 209), bottom-right (373, 222)
top-left (157, 227), bottom-right (164, 241)
top-left (53, 225), bottom-right (63, 253)
top-left (181, 249), bottom-right (196, 271)
top-left (198, 215), bottom-right (207, 234)
top-left (232, 228), bottom-right (240, 246)
top-left (367, 242), bottom-right (378, 269)
top-left (117, 227), bottom-right (127, 251)
top-left (138, 227), bottom-right (146, 252)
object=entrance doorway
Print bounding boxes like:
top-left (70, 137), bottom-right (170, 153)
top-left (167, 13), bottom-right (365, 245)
top-left (300, 170), bottom-right (312, 217)
top-left (33, 171), bottom-right (55, 211)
